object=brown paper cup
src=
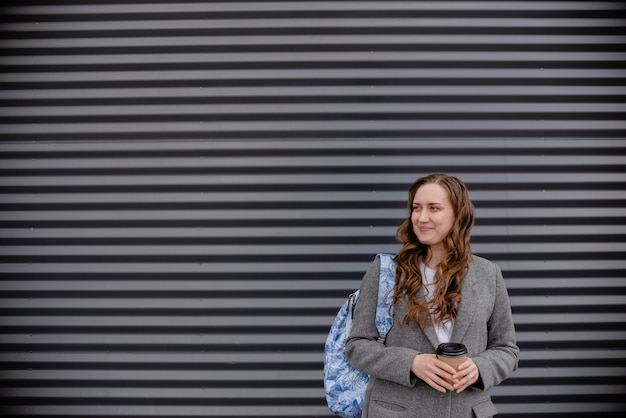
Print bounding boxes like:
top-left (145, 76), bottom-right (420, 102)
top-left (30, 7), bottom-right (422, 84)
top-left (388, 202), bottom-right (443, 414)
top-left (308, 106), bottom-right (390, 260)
top-left (436, 343), bottom-right (468, 384)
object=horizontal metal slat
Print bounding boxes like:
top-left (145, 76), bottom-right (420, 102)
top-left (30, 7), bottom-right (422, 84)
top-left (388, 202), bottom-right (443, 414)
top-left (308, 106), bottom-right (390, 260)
top-left (2, 276), bottom-right (625, 292)
top-left (3, 16), bottom-right (624, 32)
top-left (1, 208), bottom-right (624, 221)
top-left (0, 243), bottom-right (622, 258)
top-left (3, 34), bottom-right (625, 50)
top-left (4, 51), bottom-right (626, 66)
top-left (2, 120), bottom-right (623, 138)
top-left (7, 2), bottom-right (621, 14)
top-left (4, 68), bottom-right (625, 85)
top-left (0, 225), bottom-right (625, 240)
top-left (2, 103), bottom-right (623, 119)
top-left (0, 405), bottom-right (333, 417)
top-left (3, 316), bottom-right (624, 333)
top-left (1, 259), bottom-right (624, 274)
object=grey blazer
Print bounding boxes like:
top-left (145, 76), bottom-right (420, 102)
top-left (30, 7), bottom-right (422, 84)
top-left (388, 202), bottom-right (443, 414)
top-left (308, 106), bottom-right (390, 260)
top-left (346, 255), bottom-right (519, 418)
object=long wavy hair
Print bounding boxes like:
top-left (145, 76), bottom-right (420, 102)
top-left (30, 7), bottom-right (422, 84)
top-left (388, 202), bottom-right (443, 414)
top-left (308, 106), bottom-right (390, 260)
top-left (392, 174), bottom-right (475, 329)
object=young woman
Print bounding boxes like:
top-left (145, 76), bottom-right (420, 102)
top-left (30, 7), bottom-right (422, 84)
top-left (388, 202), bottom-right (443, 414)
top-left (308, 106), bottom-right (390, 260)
top-left (346, 174), bottom-right (519, 418)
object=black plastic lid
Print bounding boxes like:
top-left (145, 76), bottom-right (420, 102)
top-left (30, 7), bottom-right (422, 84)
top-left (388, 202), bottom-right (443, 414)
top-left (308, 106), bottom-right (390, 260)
top-left (436, 342), bottom-right (468, 357)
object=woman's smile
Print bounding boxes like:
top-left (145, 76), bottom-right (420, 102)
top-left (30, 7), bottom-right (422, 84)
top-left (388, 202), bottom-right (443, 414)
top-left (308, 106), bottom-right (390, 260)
top-left (411, 183), bottom-right (455, 251)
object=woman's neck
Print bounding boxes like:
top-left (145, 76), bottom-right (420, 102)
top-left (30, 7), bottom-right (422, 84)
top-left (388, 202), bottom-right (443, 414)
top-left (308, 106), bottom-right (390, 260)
top-left (426, 245), bottom-right (445, 269)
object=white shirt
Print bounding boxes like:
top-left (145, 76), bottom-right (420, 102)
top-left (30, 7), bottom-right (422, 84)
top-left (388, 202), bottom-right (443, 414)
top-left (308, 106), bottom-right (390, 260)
top-left (420, 263), bottom-right (453, 344)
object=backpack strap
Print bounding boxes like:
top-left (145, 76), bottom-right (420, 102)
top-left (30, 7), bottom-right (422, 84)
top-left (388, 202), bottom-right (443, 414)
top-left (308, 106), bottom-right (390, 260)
top-left (374, 253), bottom-right (396, 343)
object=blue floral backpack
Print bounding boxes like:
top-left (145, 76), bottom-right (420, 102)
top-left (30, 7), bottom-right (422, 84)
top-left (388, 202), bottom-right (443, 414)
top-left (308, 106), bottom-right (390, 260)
top-left (323, 253), bottom-right (396, 417)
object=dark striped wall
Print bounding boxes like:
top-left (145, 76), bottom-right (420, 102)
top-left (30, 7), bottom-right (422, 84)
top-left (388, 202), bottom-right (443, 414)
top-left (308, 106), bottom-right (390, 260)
top-left (1, 1), bottom-right (625, 417)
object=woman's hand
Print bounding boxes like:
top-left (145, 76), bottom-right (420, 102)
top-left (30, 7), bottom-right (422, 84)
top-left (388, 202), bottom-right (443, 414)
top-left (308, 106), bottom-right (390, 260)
top-left (410, 354), bottom-right (456, 393)
top-left (452, 357), bottom-right (479, 393)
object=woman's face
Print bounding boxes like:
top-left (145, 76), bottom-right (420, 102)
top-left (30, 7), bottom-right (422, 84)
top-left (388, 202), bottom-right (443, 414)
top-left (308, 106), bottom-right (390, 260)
top-left (411, 183), bottom-right (456, 249)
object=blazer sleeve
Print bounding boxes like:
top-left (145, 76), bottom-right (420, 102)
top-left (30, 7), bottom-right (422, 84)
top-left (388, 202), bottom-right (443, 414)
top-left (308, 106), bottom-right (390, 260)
top-left (345, 258), bottom-right (420, 388)
top-left (472, 262), bottom-right (519, 390)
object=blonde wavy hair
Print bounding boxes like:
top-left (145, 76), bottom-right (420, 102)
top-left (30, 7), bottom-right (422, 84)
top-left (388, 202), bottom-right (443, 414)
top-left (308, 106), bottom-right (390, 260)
top-left (392, 174), bottom-right (475, 329)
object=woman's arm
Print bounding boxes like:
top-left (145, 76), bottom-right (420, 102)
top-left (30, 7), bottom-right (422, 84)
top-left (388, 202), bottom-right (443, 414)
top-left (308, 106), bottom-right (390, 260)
top-left (472, 263), bottom-right (520, 390)
top-left (345, 258), bottom-right (420, 388)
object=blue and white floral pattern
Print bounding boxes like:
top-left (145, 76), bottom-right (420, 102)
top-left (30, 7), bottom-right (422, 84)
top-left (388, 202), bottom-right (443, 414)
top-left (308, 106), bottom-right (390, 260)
top-left (324, 253), bottom-right (396, 417)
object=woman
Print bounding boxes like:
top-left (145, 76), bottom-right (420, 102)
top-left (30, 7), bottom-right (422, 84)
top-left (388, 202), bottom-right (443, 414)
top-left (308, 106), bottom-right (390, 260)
top-left (346, 174), bottom-right (519, 418)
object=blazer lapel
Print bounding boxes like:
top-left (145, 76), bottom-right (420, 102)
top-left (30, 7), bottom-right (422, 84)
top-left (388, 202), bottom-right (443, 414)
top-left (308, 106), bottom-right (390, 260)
top-left (415, 284), bottom-right (441, 350)
top-left (450, 265), bottom-right (478, 343)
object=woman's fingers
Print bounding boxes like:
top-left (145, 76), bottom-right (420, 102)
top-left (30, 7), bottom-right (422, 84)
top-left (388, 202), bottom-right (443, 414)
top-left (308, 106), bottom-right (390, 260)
top-left (411, 354), bottom-right (456, 392)
top-left (453, 358), bottom-right (479, 393)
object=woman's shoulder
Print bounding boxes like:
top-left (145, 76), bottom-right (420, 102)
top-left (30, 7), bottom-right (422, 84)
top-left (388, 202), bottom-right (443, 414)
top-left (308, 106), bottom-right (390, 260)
top-left (470, 254), bottom-right (501, 274)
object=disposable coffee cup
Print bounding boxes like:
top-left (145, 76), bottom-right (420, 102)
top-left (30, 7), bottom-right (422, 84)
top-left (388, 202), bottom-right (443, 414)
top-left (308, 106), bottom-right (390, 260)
top-left (436, 342), bottom-right (468, 383)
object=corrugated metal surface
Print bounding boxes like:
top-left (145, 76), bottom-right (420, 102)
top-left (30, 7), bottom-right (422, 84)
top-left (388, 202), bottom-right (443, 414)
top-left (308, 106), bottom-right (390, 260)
top-left (0, 1), bottom-right (625, 417)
